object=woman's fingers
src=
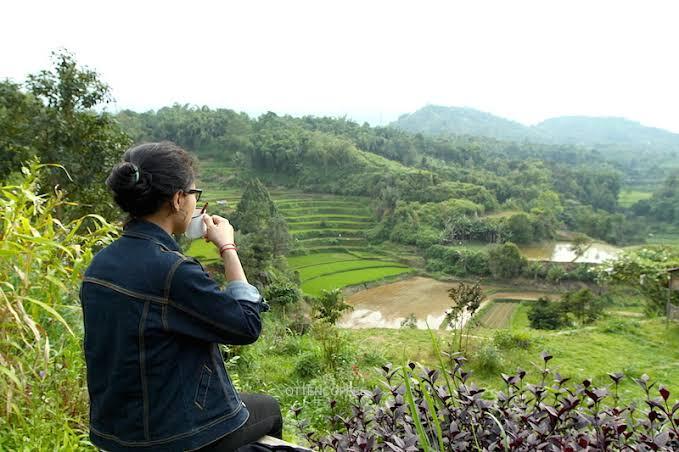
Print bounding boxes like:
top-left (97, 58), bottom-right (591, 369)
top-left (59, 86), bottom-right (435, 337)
top-left (211, 215), bottom-right (230, 225)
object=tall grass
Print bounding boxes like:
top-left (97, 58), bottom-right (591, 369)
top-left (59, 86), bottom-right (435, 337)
top-left (0, 160), bottom-right (118, 449)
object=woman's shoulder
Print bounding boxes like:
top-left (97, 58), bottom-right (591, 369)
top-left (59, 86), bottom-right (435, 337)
top-left (84, 236), bottom-right (189, 278)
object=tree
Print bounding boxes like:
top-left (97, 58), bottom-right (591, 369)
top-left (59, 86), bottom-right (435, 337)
top-left (23, 49), bottom-right (131, 221)
top-left (487, 242), bottom-right (526, 279)
top-left (506, 213), bottom-right (533, 244)
top-left (266, 213), bottom-right (290, 256)
top-left (231, 178), bottom-right (277, 234)
top-left (595, 247), bottom-right (679, 316)
top-left (547, 264), bottom-right (566, 284)
top-left (562, 288), bottom-right (605, 324)
top-left (528, 298), bottom-right (568, 329)
top-left (0, 81), bottom-right (42, 179)
top-left (374, 184), bottom-right (400, 220)
top-left (313, 288), bottom-right (353, 325)
top-left (445, 281), bottom-right (484, 352)
top-left (264, 280), bottom-right (300, 320)
top-left (232, 231), bottom-right (272, 289)
top-left (569, 233), bottom-right (592, 262)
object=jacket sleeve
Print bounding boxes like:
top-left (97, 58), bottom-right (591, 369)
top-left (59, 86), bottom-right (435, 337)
top-left (166, 258), bottom-right (270, 344)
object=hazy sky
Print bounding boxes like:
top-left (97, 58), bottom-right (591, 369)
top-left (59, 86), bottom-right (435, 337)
top-left (3, 0), bottom-right (679, 131)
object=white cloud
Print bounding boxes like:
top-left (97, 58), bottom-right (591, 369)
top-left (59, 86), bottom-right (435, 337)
top-left (2, 0), bottom-right (678, 131)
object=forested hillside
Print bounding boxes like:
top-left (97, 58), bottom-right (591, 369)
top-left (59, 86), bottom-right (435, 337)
top-left (391, 104), bottom-right (679, 191)
top-left (117, 105), bottom-right (650, 245)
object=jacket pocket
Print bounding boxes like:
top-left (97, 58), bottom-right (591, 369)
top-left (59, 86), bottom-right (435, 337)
top-left (194, 364), bottom-right (212, 410)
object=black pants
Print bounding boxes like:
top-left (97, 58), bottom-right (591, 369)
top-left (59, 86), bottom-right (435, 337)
top-left (196, 393), bottom-right (283, 451)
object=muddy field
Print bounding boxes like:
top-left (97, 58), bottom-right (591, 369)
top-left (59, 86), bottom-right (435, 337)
top-left (338, 276), bottom-right (558, 329)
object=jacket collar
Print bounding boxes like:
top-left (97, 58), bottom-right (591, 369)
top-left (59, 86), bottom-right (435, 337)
top-left (122, 218), bottom-right (181, 252)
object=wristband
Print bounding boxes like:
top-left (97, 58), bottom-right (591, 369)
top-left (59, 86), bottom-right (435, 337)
top-left (219, 243), bottom-right (238, 257)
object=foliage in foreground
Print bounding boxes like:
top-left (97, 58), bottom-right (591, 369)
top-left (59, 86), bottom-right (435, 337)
top-left (295, 341), bottom-right (679, 451)
top-left (0, 161), bottom-right (118, 449)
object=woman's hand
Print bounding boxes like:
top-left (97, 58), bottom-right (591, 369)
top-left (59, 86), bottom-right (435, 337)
top-left (202, 214), bottom-right (235, 249)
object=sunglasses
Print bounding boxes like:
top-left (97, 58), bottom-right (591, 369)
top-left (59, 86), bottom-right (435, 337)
top-left (183, 188), bottom-right (203, 202)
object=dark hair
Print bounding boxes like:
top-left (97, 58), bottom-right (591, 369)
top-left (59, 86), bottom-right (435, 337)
top-left (105, 141), bottom-right (196, 219)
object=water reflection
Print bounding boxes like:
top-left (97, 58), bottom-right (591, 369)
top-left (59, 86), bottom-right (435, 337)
top-left (338, 277), bottom-right (557, 329)
top-left (519, 242), bottom-right (620, 263)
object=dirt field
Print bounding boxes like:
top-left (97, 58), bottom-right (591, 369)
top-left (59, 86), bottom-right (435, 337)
top-left (338, 276), bottom-right (558, 329)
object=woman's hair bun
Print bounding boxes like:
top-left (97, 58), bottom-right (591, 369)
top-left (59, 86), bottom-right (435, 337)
top-left (105, 142), bottom-right (196, 220)
top-left (105, 161), bottom-right (140, 193)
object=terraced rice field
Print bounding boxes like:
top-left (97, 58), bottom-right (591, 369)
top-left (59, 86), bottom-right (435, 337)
top-left (185, 171), bottom-right (417, 295)
top-left (288, 252), bottom-right (412, 296)
top-left (301, 267), bottom-right (412, 296)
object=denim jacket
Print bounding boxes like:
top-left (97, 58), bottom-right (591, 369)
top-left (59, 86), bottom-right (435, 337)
top-left (79, 218), bottom-right (270, 451)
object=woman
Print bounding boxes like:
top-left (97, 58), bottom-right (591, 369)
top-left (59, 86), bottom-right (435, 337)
top-left (80, 142), bottom-right (282, 451)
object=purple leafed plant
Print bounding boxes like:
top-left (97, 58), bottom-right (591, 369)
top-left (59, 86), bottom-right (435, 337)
top-left (292, 351), bottom-right (679, 451)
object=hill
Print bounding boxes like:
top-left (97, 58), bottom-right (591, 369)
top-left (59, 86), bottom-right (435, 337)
top-left (391, 105), bottom-right (544, 142)
top-left (391, 104), bottom-right (679, 154)
top-left (535, 116), bottom-right (679, 152)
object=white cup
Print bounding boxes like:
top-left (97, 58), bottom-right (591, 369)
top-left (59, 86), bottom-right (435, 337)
top-left (185, 213), bottom-right (207, 240)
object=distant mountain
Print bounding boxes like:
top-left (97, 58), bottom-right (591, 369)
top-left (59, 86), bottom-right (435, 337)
top-left (391, 105), bottom-right (544, 142)
top-left (534, 116), bottom-right (679, 151)
top-left (390, 105), bottom-right (679, 154)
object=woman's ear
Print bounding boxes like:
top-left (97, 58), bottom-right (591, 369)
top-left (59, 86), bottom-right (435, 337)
top-left (170, 191), bottom-right (182, 213)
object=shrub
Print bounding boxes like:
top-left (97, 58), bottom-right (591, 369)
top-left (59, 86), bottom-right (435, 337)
top-left (312, 288), bottom-right (353, 325)
top-left (400, 313), bottom-right (418, 329)
top-left (528, 297), bottom-right (569, 329)
top-left (562, 288), bottom-right (606, 325)
top-left (598, 318), bottom-right (642, 335)
top-left (358, 348), bottom-right (387, 368)
top-left (487, 242), bottom-right (526, 279)
top-left (474, 343), bottom-right (503, 374)
top-left (264, 281), bottom-right (301, 307)
top-left (493, 329), bottom-right (533, 350)
top-left (414, 226), bottom-right (440, 249)
top-left (547, 264), bottom-right (566, 283)
top-left (311, 321), bottom-right (354, 372)
top-left (566, 263), bottom-right (596, 282)
top-left (280, 335), bottom-right (304, 355)
top-left (294, 351), bottom-right (323, 380)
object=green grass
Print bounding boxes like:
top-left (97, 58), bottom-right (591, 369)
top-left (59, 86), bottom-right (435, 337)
top-left (301, 267), bottom-right (413, 296)
top-left (482, 210), bottom-right (521, 219)
top-left (510, 301), bottom-right (532, 329)
top-left (185, 239), bottom-right (220, 263)
top-left (344, 316), bottom-right (679, 405)
top-left (618, 190), bottom-right (653, 208)
top-left (645, 232), bottom-right (679, 247)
